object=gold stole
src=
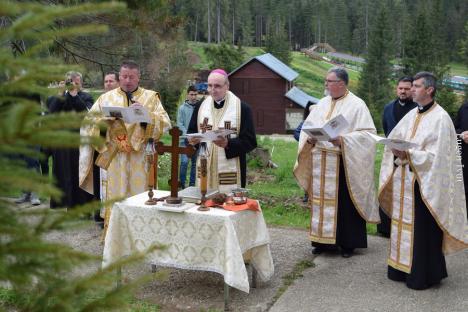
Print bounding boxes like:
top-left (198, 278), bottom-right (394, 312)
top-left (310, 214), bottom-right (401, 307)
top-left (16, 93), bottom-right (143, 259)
top-left (388, 112), bottom-right (423, 273)
top-left (197, 92), bottom-right (241, 193)
top-left (309, 148), bottom-right (341, 244)
top-left (309, 94), bottom-right (347, 244)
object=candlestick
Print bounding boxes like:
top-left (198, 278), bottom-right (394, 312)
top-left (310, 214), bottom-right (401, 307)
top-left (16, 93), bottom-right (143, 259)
top-left (145, 138), bottom-right (157, 205)
top-left (198, 143), bottom-right (209, 211)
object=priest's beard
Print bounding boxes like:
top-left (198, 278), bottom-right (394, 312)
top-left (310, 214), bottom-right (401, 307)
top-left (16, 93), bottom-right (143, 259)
top-left (324, 89), bottom-right (330, 97)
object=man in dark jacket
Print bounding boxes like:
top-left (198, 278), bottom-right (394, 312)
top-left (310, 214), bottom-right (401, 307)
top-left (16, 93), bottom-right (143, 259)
top-left (378, 76), bottom-right (417, 237)
top-left (47, 71), bottom-right (94, 209)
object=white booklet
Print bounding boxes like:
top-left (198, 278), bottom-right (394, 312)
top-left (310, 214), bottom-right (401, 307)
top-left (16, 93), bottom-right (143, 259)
top-left (102, 105), bottom-right (152, 124)
top-left (368, 133), bottom-right (419, 151)
top-left (186, 129), bottom-right (236, 142)
top-left (178, 186), bottom-right (219, 203)
top-left (302, 114), bottom-right (349, 141)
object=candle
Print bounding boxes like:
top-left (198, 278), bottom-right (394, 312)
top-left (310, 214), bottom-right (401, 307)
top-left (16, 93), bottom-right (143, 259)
top-left (200, 157), bottom-right (207, 194)
top-left (147, 154), bottom-right (155, 189)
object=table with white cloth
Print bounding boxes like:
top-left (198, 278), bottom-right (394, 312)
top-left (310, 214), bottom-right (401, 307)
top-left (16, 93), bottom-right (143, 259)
top-left (102, 190), bottom-right (274, 295)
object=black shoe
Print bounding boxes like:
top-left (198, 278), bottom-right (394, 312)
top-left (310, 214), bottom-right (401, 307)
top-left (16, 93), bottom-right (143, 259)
top-left (377, 231), bottom-right (390, 238)
top-left (14, 192), bottom-right (31, 204)
top-left (312, 246), bottom-right (324, 255)
top-left (341, 248), bottom-right (354, 258)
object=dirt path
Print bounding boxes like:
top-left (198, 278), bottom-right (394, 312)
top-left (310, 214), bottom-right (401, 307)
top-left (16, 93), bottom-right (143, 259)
top-left (43, 214), bottom-right (312, 312)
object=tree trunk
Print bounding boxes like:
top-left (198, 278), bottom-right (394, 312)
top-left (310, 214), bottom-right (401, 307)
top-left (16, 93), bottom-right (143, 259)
top-left (232, 0), bottom-right (235, 45)
top-left (207, 0), bottom-right (211, 43)
top-left (216, 0), bottom-right (221, 44)
top-left (194, 14), bottom-right (198, 42)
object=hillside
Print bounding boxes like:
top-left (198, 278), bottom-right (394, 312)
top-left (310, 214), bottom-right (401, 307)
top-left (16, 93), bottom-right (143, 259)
top-left (187, 42), bottom-right (361, 98)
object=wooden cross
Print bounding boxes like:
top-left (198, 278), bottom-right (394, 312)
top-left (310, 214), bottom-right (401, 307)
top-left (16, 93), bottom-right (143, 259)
top-left (155, 126), bottom-right (195, 204)
top-left (200, 117), bottom-right (212, 133)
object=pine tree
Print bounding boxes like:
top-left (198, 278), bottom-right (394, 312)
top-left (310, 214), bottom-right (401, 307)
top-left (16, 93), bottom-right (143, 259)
top-left (357, 5), bottom-right (393, 130)
top-left (203, 42), bottom-right (244, 72)
top-left (0, 1), bottom-right (161, 310)
top-left (265, 25), bottom-right (291, 65)
top-left (402, 5), bottom-right (449, 80)
top-left (458, 21), bottom-right (468, 72)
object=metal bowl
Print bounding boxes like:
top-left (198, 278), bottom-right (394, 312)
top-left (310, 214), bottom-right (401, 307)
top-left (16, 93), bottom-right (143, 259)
top-left (233, 196), bottom-right (247, 205)
top-left (231, 188), bottom-right (249, 198)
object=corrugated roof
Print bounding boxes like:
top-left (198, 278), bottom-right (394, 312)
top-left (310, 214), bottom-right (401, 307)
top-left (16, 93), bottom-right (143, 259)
top-left (327, 52), bottom-right (365, 63)
top-left (229, 53), bottom-right (299, 82)
top-left (285, 86), bottom-right (320, 108)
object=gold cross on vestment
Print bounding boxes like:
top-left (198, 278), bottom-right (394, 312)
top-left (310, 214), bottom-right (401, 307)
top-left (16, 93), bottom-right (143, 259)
top-left (200, 117), bottom-right (213, 133)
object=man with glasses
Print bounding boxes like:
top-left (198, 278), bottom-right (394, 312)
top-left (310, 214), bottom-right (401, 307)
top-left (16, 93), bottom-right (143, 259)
top-left (187, 68), bottom-right (257, 193)
top-left (294, 67), bottom-right (379, 258)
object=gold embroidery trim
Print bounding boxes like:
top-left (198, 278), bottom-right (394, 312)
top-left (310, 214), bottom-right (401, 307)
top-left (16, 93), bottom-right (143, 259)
top-left (325, 90), bottom-right (349, 120)
top-left (396, 165), bottom-right (406, 264)
top-left (318, 150), bottom-right (327, 237)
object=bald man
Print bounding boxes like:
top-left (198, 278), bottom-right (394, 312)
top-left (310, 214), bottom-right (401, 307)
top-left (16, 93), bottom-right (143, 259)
top-left (187, 69), bottom-right (256, 193)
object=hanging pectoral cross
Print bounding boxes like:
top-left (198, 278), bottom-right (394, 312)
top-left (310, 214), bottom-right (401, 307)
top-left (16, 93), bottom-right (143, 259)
top-left (219, 120), bottom-right (237, 138)
top-left (200, 117), bottom-right (213, 133)
top-left (155, 126), bottom-right (195, 204)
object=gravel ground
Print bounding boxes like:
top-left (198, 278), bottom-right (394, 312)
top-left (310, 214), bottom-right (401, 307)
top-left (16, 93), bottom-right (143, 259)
top-left (39, 204), bottom-right (312, 312)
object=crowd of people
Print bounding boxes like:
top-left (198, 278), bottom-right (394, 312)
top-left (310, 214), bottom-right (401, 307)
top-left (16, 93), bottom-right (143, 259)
top-left (13, 59), bottom-right (468, 291)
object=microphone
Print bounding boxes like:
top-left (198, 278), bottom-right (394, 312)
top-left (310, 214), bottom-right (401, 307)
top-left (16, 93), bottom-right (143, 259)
top-left (127, 92), bottom-right (147, 130)
top-left (126, 92), bottom-right (135, 105)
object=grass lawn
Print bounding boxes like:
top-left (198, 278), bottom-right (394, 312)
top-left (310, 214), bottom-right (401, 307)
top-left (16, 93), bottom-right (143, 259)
top-left (158, 134), bottom-right (384, 233)
top-left (290, 51), bottom-right (361, 98)
top-left (245, 136), bottom-right (384, 234)
top-left (450, 62), bottom-right (468, 77)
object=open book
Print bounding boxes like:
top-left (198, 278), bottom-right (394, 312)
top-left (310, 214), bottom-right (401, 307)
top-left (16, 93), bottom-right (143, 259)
top-left (102, 105), bottom-right (151, 124)
top-left (178, 186), bottom-right (219, 203)
top-left (368, 133), bottom-right (418, 151)
top-left (186, 129), bottom-right (236, 142)
top-left (302, 114), bottom-right (349, 141)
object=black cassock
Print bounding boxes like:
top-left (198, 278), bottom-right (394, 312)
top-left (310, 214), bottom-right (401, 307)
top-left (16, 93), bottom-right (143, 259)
top-left (454, 101), bottom-right (468, 217)
top-left (312, 158), bottom-right (367, 252)
top-left (187, 99), bottom-right (257, 188)
top-left (47, 91), bottom-right (95, 208)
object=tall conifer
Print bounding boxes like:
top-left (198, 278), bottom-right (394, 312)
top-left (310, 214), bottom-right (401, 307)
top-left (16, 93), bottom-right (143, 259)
top-left (357, 5), bottom-right (392, 130)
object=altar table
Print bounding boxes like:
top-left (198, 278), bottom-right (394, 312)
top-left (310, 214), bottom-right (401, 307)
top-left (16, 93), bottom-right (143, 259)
top-left (102, 191), bottom-right (274, 293)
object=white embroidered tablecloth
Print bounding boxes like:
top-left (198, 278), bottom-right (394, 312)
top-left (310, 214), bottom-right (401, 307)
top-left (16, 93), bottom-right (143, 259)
top-left (103, 191), bottom-right (274, 293)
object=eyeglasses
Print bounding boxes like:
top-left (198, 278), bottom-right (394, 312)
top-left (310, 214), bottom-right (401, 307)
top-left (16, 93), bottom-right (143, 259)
top-left (325, 79), bottom-right (341, 83)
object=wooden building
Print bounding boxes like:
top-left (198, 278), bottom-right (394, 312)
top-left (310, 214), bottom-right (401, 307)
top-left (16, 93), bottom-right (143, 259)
top-left (229, 53), bottom-right (317, 134)
top-left (284, 86), bottom-right (320, 131)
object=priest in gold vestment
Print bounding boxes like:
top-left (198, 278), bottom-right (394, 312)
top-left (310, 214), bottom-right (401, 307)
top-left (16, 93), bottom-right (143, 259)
top-left (379, 72), bottom-right (468, 290)
top-left (294, 67), bottom-right (380, 258)
top-left (79, 60), bottom-right (171, 234)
